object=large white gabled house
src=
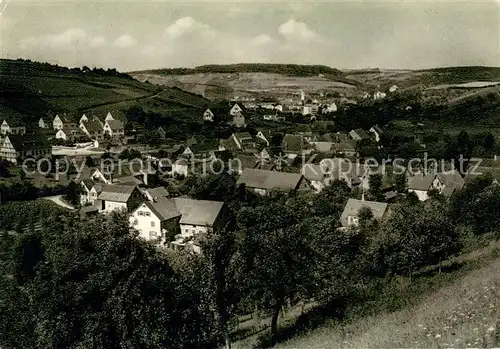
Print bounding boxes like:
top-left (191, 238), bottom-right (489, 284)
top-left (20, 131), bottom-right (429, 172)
top-left (103, 119), bottom-right (125, 140)
top-left (96, 184), bottom-right (144, 213)
top-left (130, 197), bottom-right (225, 253)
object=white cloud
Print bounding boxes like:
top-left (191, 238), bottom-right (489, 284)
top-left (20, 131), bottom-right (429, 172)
top-left (278, 19), bottom-right (318, 41)
top-left (20, 28), bottom-right (92, 50)
top-left (250, 34), bottom-right (274, 46)
top-left (162, 16), bottom-right (215, 40)
top-left (89, 36), bottom-right (106, 48)
top-left (112, 35), bottom-right (137, 48)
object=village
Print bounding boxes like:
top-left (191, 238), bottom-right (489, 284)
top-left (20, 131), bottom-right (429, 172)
top-left (0, 82), bottom-right (489, 254)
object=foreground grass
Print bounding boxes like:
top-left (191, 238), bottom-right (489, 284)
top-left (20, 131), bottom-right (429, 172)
top-left (280, 245), bottom-right (500, 348)
top-left (232, 241), bottom-right (500, 349)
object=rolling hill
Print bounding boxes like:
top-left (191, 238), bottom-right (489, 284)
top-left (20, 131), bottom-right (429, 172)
top-left (0, 59), bottom-right (209, 124)
top-left (131, 64), bottom-right (500, 101)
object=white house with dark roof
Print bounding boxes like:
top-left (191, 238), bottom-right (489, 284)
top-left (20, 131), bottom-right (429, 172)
top-left (301, 163), bottom-right (331, 192)
top-left (203, 108), bottom-right (215, 122)
top-left (80, 120), bottom-right (104, 140)
top-left (230, 103), bottom-right (243, 116)
top-left (1, 120), bottom-right (26, 136)
top-left (103, 119), bottom-right (125, 140)
top-left (340, 198), bottom-right (389, 227)
top-left (231, 112), bottom-right (246, 128)
top-left (172, 158), bottom-right (189, 177)
top-left (97, 184), bottom-right (143, 213)
top-left (237, 168), bottom-right (311, 195)
top-left (130, 197), bottom-right (225, 251)
top-left (53, 114), bottom-right (77, 130)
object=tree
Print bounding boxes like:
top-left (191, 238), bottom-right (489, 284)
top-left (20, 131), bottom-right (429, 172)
top-left (394, 173), bottom-right (407, 193)
top-left (372, 201), bottom-right (460, 279)
top-left (368, 173), bottom-right (383, 201)
top-left (238, 195), bottom-right (361, 348)
top-left (85, 156), bottom-right (96, 167)
top-left (64, 181), bottom-right (82, 207)
top-left (0, 213), bottom-right (222, 349)
top-left (0, 160), bottom-right (10, 178)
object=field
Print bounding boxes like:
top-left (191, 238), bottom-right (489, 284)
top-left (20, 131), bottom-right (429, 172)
top-left (132, 72), bottom-right (358, 100)
top-left (0, 59), bottom-right (209, 124)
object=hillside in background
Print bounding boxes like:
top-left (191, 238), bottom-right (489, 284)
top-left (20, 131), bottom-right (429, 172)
top-left (132, 64), bottom-right (500, 102)
top-left (133, 63), bottom-right (344, 77)
top-left (0, 59), bottom-right (209, 124)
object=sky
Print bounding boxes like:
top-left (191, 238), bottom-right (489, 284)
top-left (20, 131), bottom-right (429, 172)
top-left (0, 0), bottom-right (499, 71)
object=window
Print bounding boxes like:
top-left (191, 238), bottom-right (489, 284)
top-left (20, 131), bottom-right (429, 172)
top-left (151, 221), bottom-right (155, 227)
top-left (138, 211), bottom-right (144, 216)
top-left (185, 229), bottom-right (189, 233)
top-left (145, 212), bottom-right (151, 217)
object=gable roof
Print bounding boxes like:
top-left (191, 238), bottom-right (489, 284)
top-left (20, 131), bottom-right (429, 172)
top-left (436, 170), bottom-right (465, 191)
top-left (106, 119), bottom-right (124, 130)
top-left (340, 198), bottom-right (388, 227)
top-left (312, 141), bottom-right (333, 153)
top-left (143, 197), bottom-right (181, 221)
top-left (301, 164), bottom-right (325, 181)
top-left (237, 168), bottom-right (304, 191)
top-left (146, 187), bottom-right (169, 199)
top-left (233, 132), bottom-right (252, 141)
top-left (371, 125), bottom-right (384, 135)
top-left (81, 120), bottom-right (103, 133)
top-left (97, 184), bottom-right (138, 202)
top-left (173, 197), bottom-right (224, 226)
top-left (408, 172), bottom-right (436, 191)
top-left (5, 133), bottom-right (50, 151)
top-left (350, 129), bottom-right (370, 140)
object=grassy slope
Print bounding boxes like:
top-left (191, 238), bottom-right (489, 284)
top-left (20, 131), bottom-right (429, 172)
top-left (276, 244), bottom-right (500, 349)
top-left (0, 59), bottom-right (209, 123)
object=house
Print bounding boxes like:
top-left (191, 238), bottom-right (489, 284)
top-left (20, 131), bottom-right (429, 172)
top-left (373, 91), bottom-right (387, 100)
top-left (156, 127), bottom-right (166, 140)
top-left (408, 172), bottom-right (438, 201)
top-left (0, 134), bottom-right (51, 164)
top-left (130, 197), bottom-right (225, 252)
top-left (144, 186), bottom-right (169, 202)
top-left (301, 163), bottom-right (330, 192)
top-left (79, 120), bottom-right (104, 140)
top-left (231, 112), bottom-right (246, 128)
top-left (340, 198), bottom-right (389, 227)
top-left (230, 103), bottom-right (243, 116)
top-left (38, 117), bottom-right (50, 129)
top-left (53, 114), bottom-right (77, 130)
top-left (389, 85), bottom-right (398, 93)
top-left (79, 179), bottom-right (102, 206)
top-left (322, 102), bottom-right (338, 114)
top-left (319, 158), bottom-right (370, 189)
top-left (237, 168), bottom-right (311, 195)
top-left (96, 184), bottom-right (144, 213)
top-left (256, 130), bottom-right (272, 146)
top-left (349, 129), bottom-right (370, 141)
top-left (203, 109), bottom-right (215, 122)
top-left (1, 120), bottom-right (26, 135)
top-left (172, 158), bottom-right (189, 177)
top-left (79, 114), bottom-right (89, 124)
top-left (369, 126), bottom-right (384, 143)
top-left (105, 112), bottom-right (115, 121)
top-left (311, 141), bottom-right (333, 153)
top-left (103, 119), bottom-right (125, 140)
top-left (435, 170), bottom-right (465, 198)
top-left (56, 126), bottom-right (87, 142)
top-left (231, 132), bottom-right (254, 150)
